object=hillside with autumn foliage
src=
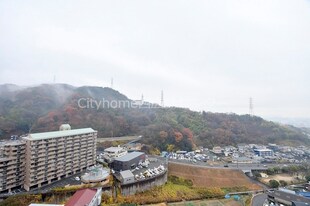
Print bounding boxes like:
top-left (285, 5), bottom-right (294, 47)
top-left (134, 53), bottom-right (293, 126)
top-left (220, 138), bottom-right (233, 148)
top-left (0, 84), bottom-right (309, 151)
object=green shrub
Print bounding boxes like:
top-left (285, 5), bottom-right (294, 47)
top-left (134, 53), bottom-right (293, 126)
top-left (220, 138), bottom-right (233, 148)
top-left (305, 174), bottom-right (310, 182)
top-left (279, 180), bottom-right (288, 187)
top-left (269, 180), bottom-right (280, 188)
top-left (168, 175), bottom-right (193, 187)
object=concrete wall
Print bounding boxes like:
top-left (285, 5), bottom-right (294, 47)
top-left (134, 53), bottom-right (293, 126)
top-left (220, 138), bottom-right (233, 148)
top-left (89, 188), bottom-right (102, 206)
top-left (119, 171), bottom-right (167, 196)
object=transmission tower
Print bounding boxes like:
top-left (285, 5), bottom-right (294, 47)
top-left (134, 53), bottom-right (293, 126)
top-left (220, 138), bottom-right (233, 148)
top-left (161, 90), bottom-right (164, 107)
top-left (249, 97), bottom-right (254, 116)
top-left (111, 78), bottom-right (114, 89)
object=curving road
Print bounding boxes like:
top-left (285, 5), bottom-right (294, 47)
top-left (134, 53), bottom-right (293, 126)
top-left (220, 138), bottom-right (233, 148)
top-left (252, 193), bottom-right (267, 206)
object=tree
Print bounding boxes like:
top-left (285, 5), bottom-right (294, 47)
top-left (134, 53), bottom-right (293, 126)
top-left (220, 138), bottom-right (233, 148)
top-left (288, 165), bottom-right (298, 176)
top-left (281, 166), bottom-right (289, 173)
top-left (166, 144), bottom-right (175, 152)
top-left (273, 167), bottom-right (281, 174)
top-left (266, 168), bottom-right (275, 175)
top-left (159, 131), bottom-right (168, 139)
top-left (269, 180), bottom-right (280, 188)
top-left (279, 180), bottom-right (288, 187)
top-left (305, 174), bottom-right (310, 182)
top-left (174, 131), bottom-right (183, 143)
top-left (252, 171), bottom-right (262, 180)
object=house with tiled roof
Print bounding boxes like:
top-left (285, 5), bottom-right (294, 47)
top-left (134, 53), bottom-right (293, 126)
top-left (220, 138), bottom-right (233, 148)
top-left (65, 188), bottom-right (102, 206)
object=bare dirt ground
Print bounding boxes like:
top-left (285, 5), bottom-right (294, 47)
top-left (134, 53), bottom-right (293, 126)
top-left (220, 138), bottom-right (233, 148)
top-left (168, 162), bottom-right (261, 190)
top-left (260, 173), bottom-right (303, 184)
top-left (148, 199), bottom-right (241, 206)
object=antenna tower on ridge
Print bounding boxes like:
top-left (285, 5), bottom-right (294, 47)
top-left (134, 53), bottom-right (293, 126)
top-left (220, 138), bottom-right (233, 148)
top-left (111, 78), bottom-right (114, 89)
top-left (161, 90), bottom-right (164, 107)
top-left (249, 97), bottom-right (254, 116)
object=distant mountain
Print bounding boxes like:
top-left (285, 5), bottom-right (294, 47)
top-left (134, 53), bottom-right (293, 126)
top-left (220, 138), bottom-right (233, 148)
top-left (0, 84), bottom-right (309, 150)
top-left (267, 117), bottom-right (310, 128)
top-left (0, 84), bottom-right (25, 100)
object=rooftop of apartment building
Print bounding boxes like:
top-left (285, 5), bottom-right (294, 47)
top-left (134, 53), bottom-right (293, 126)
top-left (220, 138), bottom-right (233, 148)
top-left (22, 128), bottom-right (96, 141)
top-left (0, 140), bottom-right (25, 147)
top-left (0, 140), bottom-right (25, 159)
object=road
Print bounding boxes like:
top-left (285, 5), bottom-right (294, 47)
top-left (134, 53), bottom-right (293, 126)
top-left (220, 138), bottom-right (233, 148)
top-left (252, 194), bottom-right (267, 206)
top-left (97, 136), bottom-right (140, 142)
top-left (168, 158), bottom-right (296, 171)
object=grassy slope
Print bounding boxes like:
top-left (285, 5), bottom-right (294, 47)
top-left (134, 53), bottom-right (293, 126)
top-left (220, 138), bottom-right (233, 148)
top-left (168, 162), bottom-right (261, 190)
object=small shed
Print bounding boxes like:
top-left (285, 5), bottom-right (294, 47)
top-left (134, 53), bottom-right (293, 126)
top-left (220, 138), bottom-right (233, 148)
top-left (120, 170), bottom-right (135, 184)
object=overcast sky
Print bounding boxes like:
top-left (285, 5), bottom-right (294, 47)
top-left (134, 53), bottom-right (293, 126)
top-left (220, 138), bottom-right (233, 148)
top-left (0, 0), bottom-right (310, 118)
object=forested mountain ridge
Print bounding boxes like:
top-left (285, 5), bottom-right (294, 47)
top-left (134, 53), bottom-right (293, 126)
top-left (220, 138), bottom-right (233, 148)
top-left (0, 84), bottom-right (309, 150)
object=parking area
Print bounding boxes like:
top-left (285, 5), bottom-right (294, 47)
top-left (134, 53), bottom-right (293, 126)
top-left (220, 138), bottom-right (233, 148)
top-left (1, 172), bottom-right (84, 197)
top-left (32, 172), bottom-right (83, 193)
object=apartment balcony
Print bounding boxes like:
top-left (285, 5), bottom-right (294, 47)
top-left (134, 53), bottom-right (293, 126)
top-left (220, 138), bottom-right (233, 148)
top-left (57, 142), bottom-right (65, 146)
top-left (38, 144), bottom-right (46, 149)
top-left (6, 170), bottom-right (17, 175)
top-left (48, 151), bottom-right (56, 155)
top-left (49, 139), bottom-right (57, 143)
top-left (57, 143), bottom-right (66, 149)
top-left (36, 170), bottom-right (44, 176)
top-left (80, 151), bottom-right (87, 155)
top-left (56, 169), bottom-right (65, 174)
top-left (6, 175), bottom-right (17, 181)
top-left (47, 154), bottom-right (56, 159)
top-left (65, 165), bottom-right (72, 170)
top-left (87, 157), bottom-right (94, 161)
top-left (79, 158), bottom-right (87, 163)
top-left (36, 157), bottom-right (45, 162)
top-left (74, 142), bottom-right (81, 146)
top-left (48, 147), bottom-right (57, 152)
top-left (36, 153), bottom-right (45, 158)
top-left (65, 155), bottom-right (73, 159)
top-left (6, 161), bottom-right (17, 166)
top-left (49, 142), bottom-right (57, 147)
top-left (65, 141), bottom-right (73, 145)
top-left (6, 164), bottom-right (16, 170)
top-left (79, 161), bottom-right (86, 166)
top-left (72, 155), bottom-right (79, 160)
top-left (57, 157), bottom-right (65, 161)
top-left (30, 168), bottom-right (38, 174)
top-left (0, 167), bottom-right (6, 173)
top-left (37, 161), bottom-right (46, 167)
top-left (80, 140), bottom-right (87, 144)
top-left (47, 167), bottom-right (56, 173)
top-left (58, 147), bottom-right (65, 152)
top-left (37, 173), bottom-right (45, 179)
top-left (65, 161), bottom-right (72, 166)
